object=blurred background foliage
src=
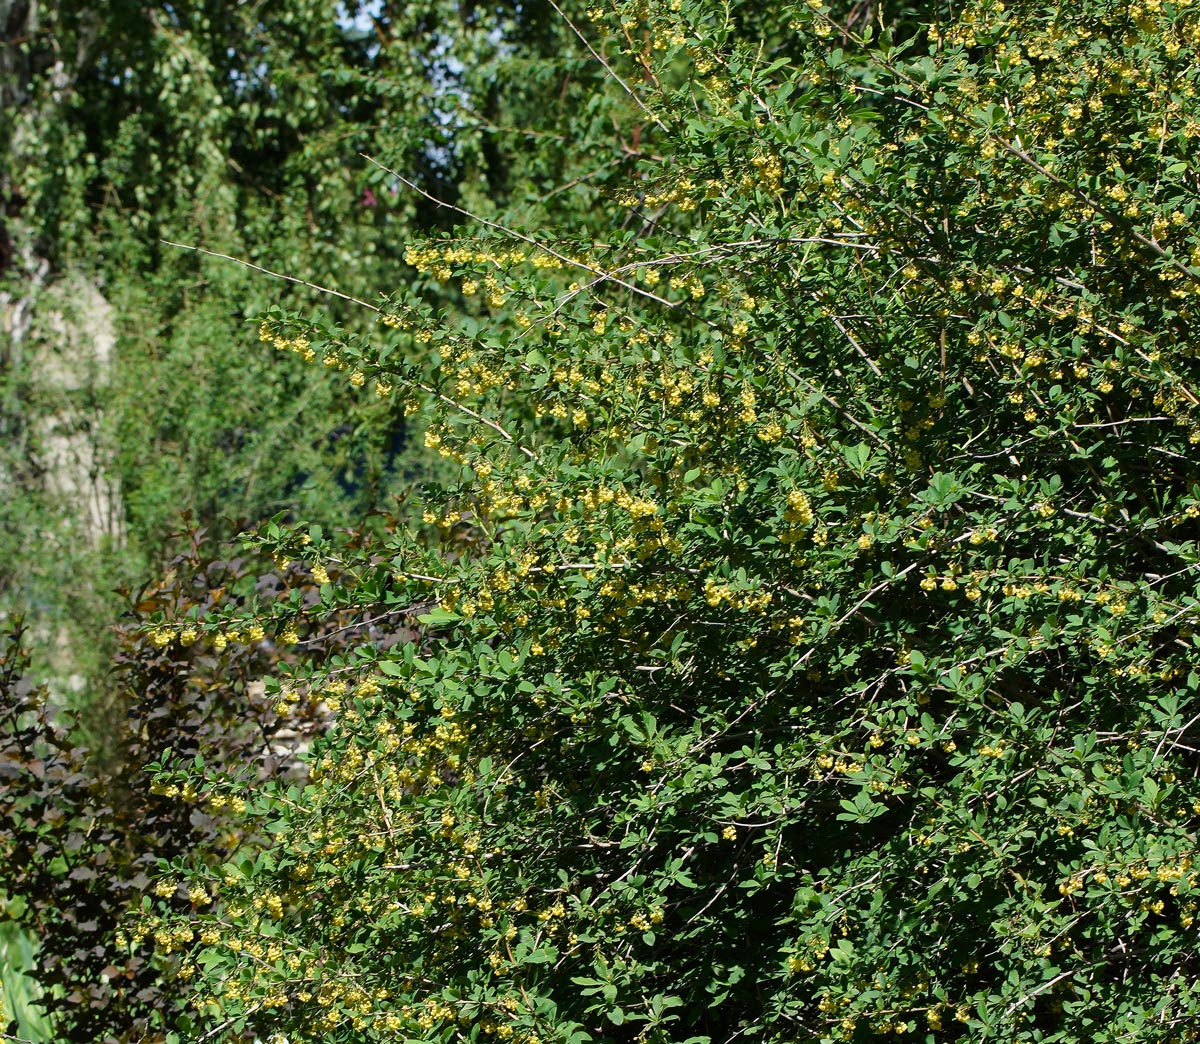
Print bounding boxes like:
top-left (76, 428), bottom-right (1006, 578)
top-left (0, 0), bottom-right (635, 699)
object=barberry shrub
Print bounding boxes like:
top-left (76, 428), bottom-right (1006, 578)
top-left (138, 1), bottom-right (1200, 1042)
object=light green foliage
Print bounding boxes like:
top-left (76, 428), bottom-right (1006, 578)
top-left (0, 922), bottom-right (52, 1042)
top-left (130, 0), bottom-right (1200, 1042)
top-left (2, 0), bottom-right (607, 691)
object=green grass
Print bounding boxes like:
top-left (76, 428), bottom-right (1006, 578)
top-left (0, 922), bottom-right (52, 1042)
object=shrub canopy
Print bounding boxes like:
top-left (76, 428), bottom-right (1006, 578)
top-left (43, 0), bottom-right (1200, 1041)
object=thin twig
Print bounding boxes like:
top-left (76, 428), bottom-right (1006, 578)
top-left (160, 241), bottom-right (378, 311)
top-left (827, 311), bottom-right (883, 376)
top-left (295, 604), bottom-right (435, 646)
top-left (785, 367), bottom-right (889, 446)
top-left (1002, 967), bottom-right (1089, 1019)
top-left (545, 0), bottom-right (669, 132)
top-left (414, 377), bottom-right (539, 459)
top-left (194, 1004), bottom-right (264, 1044)
top-left (363, 155), bottom-right (680, 313)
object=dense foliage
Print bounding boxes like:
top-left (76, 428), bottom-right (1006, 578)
top-left (9, 0), bottom-right (1200, 1041)
top-left (2, 0), bottom-right (401, 689)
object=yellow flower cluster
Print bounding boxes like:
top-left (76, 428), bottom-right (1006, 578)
top-left (259, 322), bottom-right (315, 362)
